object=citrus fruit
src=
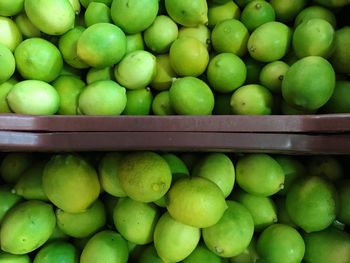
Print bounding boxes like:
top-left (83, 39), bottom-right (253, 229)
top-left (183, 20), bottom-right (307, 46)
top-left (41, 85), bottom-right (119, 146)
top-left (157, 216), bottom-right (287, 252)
top-left (33, 241), bottom-right (79, 263)
top-left (243, 56), bottom-right (264, 84)
top-left (256, 224), bottom-right (305, 263)
top-left (7, 80), bottom-right (60, 115)
top-left (86, 67), bottom-right (115, 84)
top-left (150, 54), bottom-right (177, 91)
top-left (0, 79), bottom-right (16, 113)
top-left (306, 155), bottom-right (344, 181)
top-left (24, 0), bottom-right (75, 35)
top-left (0, 16), bottom-right (23, 51)
top-left (213, 93), bottom-right (232, 115)
top-left (111, 0), bottom-right (158, 34)
top-left (335, 180), bottom-right (350, 225)
top-left (203, 200), bottom-right (255, 257)
top-left (166, 176), bottom-right (228, 228)
top-left (113, 197), bottom-right (161, 244)
top-left (80, 230), bottom-right (129, 263)
top-left (230, 84), bottom-right (274, 115)
top-left (0, 253), bottom-right (30, 263)
top-left (117, 151), bottom-right (172, 203)
top-left (207, 53), bottom-right (247, 93)
top-left (281, 56), bottom-right (336, 111)
top-left (178, 24), bottom-right (211, 49)
top-left (269, 0), bottom-right (307, 22)
top-left (235, 0), bottom-right (255, 7)
top-left (0, 153), bottom-right (34, 184)
top-left (286, 176), bottom-right (338, 233)
top-left (123, 88), bottom-right (153, 115)
top-left (77, 23), bottom-right (126, 68)
top-left (330, 26), bottom-right (350, 74)
top-left (164, 0), bottom-right (208, 27)
top-left (144, 15), bottom-right (178, 54)
top-left (274, 197), bottom-right (297, 228)
top-left (42, 154), bottom-right (100, 213)
top-left (153, 212), bottom-right (201, 262)
top-left (247, 21), bottom-right (292, 62)
top-left (137, 245), bottom-right (163, 263)
top-left (313, 0), bottom-right (350, 8)
top-left (0, 0), bottom-right (24, 17)
top-left (294, 5), bottom-right (337, 28)
top-left (0, 200), bottom-right (56, 254)
top-left (169, 37), bottom-right (209, 77)
top-left (208, 1), bottom-right (240, 28)
top-left (259, 61), bottom-right (289, 94)
top-left (84, 2), bottom-right (111, 27)
top-left (125, 33), bottom-right (144, 55)
top-left (236, 154), bottom-right (285, 196)
top-left (151, 90), bottom-right (175, 115)
top-left (211, 19), bottom-right (249, 57)
top-left (229, 237), bottom-right (259, 263)
top-left (48, 224), bottom-right (69, 242)
top-left (321, 81), bottom-right (350, 113)
top-left (169, 76), bottom-right (215, 115)
top-left (68, 0), bottom-right (81, 14)
top-left (114, 50), bottom-right (156, 90)
top-left (14, 12), bottom-right (41, 39)
top-left (182, 243), bottom-right (223, 263)
top-left (0, 44), bottom-right (15, 84)
top-left (0, 186), bottom-right (22, 224)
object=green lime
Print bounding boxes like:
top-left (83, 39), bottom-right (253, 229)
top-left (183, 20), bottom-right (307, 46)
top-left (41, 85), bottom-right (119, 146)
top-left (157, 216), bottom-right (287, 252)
top-left (306, 155), bottom-right (344, 181)
top-left (294, 5), bottom-right (337, 28)
top-left (137, 245), bottom-right (163, 263)
top-left (178, 24), bottom-right (211, 49)
top-left (257, 224), bottom-right (305, 263)
top-left (259, 61), bottom-right (289, 94)
top-left (0, 153), bottom-right (34, 184)
top-left (243, 56), bottom-right (265, 84)
top-left (236, 154), bottom-right (285, 196)
top-left (151, 90), bottom-right (175, 115)
top-left (211, 19), bottom-right (249, 57)
top-left (281, 56), bottom-right (336, 111)
top-left (208, 1), bottom-right (240, 28)
top-left (330, 26), bottom-right (350, 74)
top-left (0, 79), bottom-right (16, 113)
top-left (123, 88), bottom-right (153, 115)
top-left (150, 54), bottom-right (177, 91)
top-left (117, 151), bottom-right (172, 203)
top-left (125, 33), bottom-right (144, 55)
top-left (274, 197), bottom-right (297, 228)
top-left (80, 0), bottom-right (113, 8)
top-left (207, 53), bottom-right (247, 93)
top-left (164, 0), bottom-right (208, 27)
top-left (183, 243), bottom-right (223, 263)
top-left (235, 0), bottom-right (255, 7)
top-left (86, 67), bottom-right (114, 84)
top-left (48, 224), bottom-right (70, 242)
top-left (42, 154), bottom-right (100, 213)
top-left (213, 93), bottom-right (232, 115)
top-left (321, 81), bottom-right (350, 113)
top-left (153, 212), bottom-right (201, 262)
top-left (0, 253), bottom-right (30, 263)
top-left (113, 197), bottom-right (161, 244)
top-left (230, 84), bottom-right (274, 115)
top-left (169, 76), bottom-right (215, 115)
top-left (0, 0), bottom-right (24, 16)
top-left (203, 200), bottom-right (254, 258)
top-left (0, 185), bottom-right (22, 224)
top-left (269, 0), bottom-right (307, 22)
top-left (286, 176), bottom-right (338, 233)
top-left (33, 241), bottom-right (79, 263)
top-left (313, 0), bottom-right (349, 8)
top-left (0, 16), bottom-right (23, 51)
top-left (161, 153), bottom-right (189, 178)
top-left (111, 0), bottom-right (158, 34)
top-left (0, 44), bottom-right (15, 84)
top-left (84, 2), bottom-right (111, 27)
top-left (241, 0), bottom-right (276, 32)
top-left (336, 180), bottom-right (350, 225)
top-left (15, 12), bottom-right (41, 38)
top-left (0, 200), bottom-right (56, 254)
top-left (229, 237), bottom-right (259, 263)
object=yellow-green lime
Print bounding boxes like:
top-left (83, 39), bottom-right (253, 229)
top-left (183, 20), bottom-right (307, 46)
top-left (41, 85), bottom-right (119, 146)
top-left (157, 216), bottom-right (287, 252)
top-left (86, 67), bottom-right (114, 84)
top-left (125, 33), bottom-right (144, 55)
top-left (80, 230), bottom-right (129, 263)
top-left (0, 44), bottom-right (15, 84)
top-left (84, 2), bottom-right (111, 27)
top-left (211, 19), bottom-right (249, 57)
top-left (259, 61), bottom-right (289, 94)
top-left (6, 80), bottom-right (60, 115)
top-left (0, 200), bottom-right (56, 254)
top-left (335, 180), bottom-right (350, 226)
top-left (0, 153), bottom-right (34, 184)
top-left (0, 186), bottom-right (22, 224)
top-left (117, 151), bottom-right (172, 203)
top-left (166, 176), bottom-right (228, 228)
top-left (0, 253), bottom-right (30, 263)
top-left (169, 76), bottom-right (214, 115)
top-left (150, 54), bottom-right (176, 91)
top-left (229, 237), bottom-right (259, 263)
top-left (269, 0), bottom-right (308, 22)
top-left (114, 50), bottom-right (156, 90)
top-left (178, 24), bottom-right (211, 49)
top-left (182, 243), bottom-right (223, 263)
top-left (153, 212), bottom-right (201, 262)
top-left (33, 241), bottom-right (79, 263)
top-left (256, 224), bottom-right (305, 263)
top-left (286, 176), bottom-right (338, 233)
top-left (207, 53), bottom-right (247, 93)
top-left (113, 197), bottom-right (161, 245)
top-left (202, 200), bottom-right (255, 257)
top-left (151, 90), bottom-right (175, 115)
top-left (241, 0), bottom-right (276, 32)
top-left (42, 154), bottom-right (100, 213)
top-left (0, 78), bottom-right (17, 113)
top-left (144, 15), bottom-right (178, 54)
top-left (0, 0), bottom-right (24, 16)
top-left (321, 81), bottom-right (350, 113)
top-left (137, 245), bottom-right (163, 263)
top-left (330, 26), bottom-right (350, 74)
top-left (294, 5), bottom-right (337, 28)
top-left (111, 0), bottom-right (158, 34)
top-left (162, 153), bottom-right (190, 178)
top-left (169, 37), bottom-right (209, 77)
top-left (236, 154), bottom-right (285, 196)
top-left (123, 88), bottom-right (153, 115)
top-left (208, 1), bottom-right (240, 28)
top-left (78, 80), bottom-right (127, 115)
top-left (77, 23), bottom-right (126, 68)
top-left (24, 0), bottom-right (75, 35)
top-left (165, 0), bottom-right (208, 27)
top-left (281, 56), bottom-right (336, 111)
top-left (306, 155), bottom-right (344, 181)
top-left (14, 12), bottom-right (41, 38)
top-left (213, 93), bottom-right (232, 115)
top-left (0, 16), bottom-right (22, 51)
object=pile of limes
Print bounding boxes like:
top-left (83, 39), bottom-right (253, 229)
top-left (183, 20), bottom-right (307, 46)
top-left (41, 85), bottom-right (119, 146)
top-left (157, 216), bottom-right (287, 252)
top-left (0, 0), bottom-right (349, 115)
top-left (1, 151), bottom-right (350, 262)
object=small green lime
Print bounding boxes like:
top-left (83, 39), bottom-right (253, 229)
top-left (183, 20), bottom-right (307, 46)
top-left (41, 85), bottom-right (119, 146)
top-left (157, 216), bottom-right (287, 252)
top-left (84, 2), bottom-right (111, 27)
top-left (259, 61), bottom-right (289, 94)
top-left (151, 90), bottom-right (175, 115)
top-left (0, 153), bottom-right (34, 184)
top-left (208, 1), bottom-right (240, 28)
top-left (0, 43), bottom-right (15, 84)
top-left (123, 88), bottom-right (153, 115)
top-left (33, 241), bottom-right (79, 263)
top-left (0, 185), bottom-right (22, 224)
top-left (125, 33), bottom-right (144, 55)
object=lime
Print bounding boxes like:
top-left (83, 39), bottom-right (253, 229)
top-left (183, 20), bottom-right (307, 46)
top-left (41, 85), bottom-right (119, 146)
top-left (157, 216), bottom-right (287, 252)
top-left (236, 154), bottom-right (285, 196)
top-left (241, 0), bottom-right (276, 32)
top-left (229, 237), bottom-right (259, 263)
top-left (0, 153), bottom-right (34, 184)
top-left (144, 15), bottom-right (178, 54)
top-left (0, 44), bottom-right (15, 84)
top-left (169, 37), bottom-right (209, 77)
top-left (125, 33), bottom-right (144, 55)
top-left (274, 197), bottom-right (297, 228)
top-left (162, 153), bottom-right (189, 178)
top-left (269, 0), bottom-right (307, 22)
top-left (0, 16), bottom-right (23, 51)
top-left (123, 88), bottom-right (153, 115)
top-left (166, 176), bottom-right (228, 228)
top-left (86, 67), bottom-right (114, 84)
top-left (0, 200), bottom-right (56, 254)
top-left (243, 56), bottom-right (265, 84)
top-left (248, 21), bottom-right (292, 62)
top-left (207, 53), bottom-right (247, 93)
top-left (294, 5), bottom-right (337, 28)
top-left (150, 54), bottom-right (177, 91)
top-left (257, 224), bottom-right (305, 263)
top-left (0, 253), bottom-right (30, 263)
top-left (80, 0), bottom-right (113, 8)
top-left (33, 241), bottom-right (79, 263)
top-left (68, 0), bottom-right (81, 14)
top-left (211, 19), bottom-right (249, 57)
top-left (15, 12), bottom-right (41, 38)
top-left (0, 79), bottom-right (16, 113)
top-left (0, 0), bottom-right (24, 16)
top-left (178, 24), bottom-right (211, 50)
top-left (24, 0), bottom-right (75, 35)
top-left (330, 26), bottom-right (350, 74)
top-left (114, 50), bottom-right (156, 90)
top-left (151, 90), bottom-right (175, 115)
top-left (259, 61), bottom-right (289, 94)
top-left (0, 186), bottom-right (22, 224)
top-left (280, 99), bottom-right (317, 115)
top-left (80, 230), bottom-right (129, 263)
top-left (84, 2), bottom-right (111, 27)
top-left (183, 243), bottom-right (223, 263)
top-left (208, 1), bottom-right (240, 28)
top-left (336, 180), bottom-right (350, 225)
top-left (117, 151), bottom-right (172, 203)
top-left (153, 212), bottom-right (201, 262)
top-left (48, 224), bottom-right (69, 242)
top-left (235, 0), bottom-right (255, 7)
top-left (213, 93), bottom-right (232, 115)
top-left (77, 23), bottom-right (126, 68)
top-left (321, 81), bottom-right (350, 113)
top-left (169, 76), bottom-right (214, 115)
top-left (286, 176), bottom-right (338, 233)
top-left (203, 200), bottom-right (254, 257)
top-left (42, 154), bottom-right (100, 213)
top-left (313, 0), bottom-right (349, 8)
top-left (281, 56), bottom-right (336, 111)
top-left (165, 0), bottom-right (208, 27)
top-left (111, 0), bottom-right (158, 34)
top-left (137, 245), bottom-right (163, 263)
top-left (113, 197), bottom-right (161, 245)
top-left (306, 155), bottom-right (344, 181)
top-left (230, 84), bottom-right (274, 115)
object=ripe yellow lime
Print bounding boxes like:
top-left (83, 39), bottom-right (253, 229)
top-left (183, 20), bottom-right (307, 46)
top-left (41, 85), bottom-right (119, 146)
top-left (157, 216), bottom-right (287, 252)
top-left (0, 253), bottom-right (30, 263)
top-left (182, 243), bottom-right (223, 263)
top-left (151, 90), bottom-right (175, 116)
top-left (14, 12), bottom-right (41, 38)
top-left (241, 0), bottom-right (276, 32)
top-left (0, 0), bottom-right (24, 17)
top-left (321, 81), bottom-right (350, 113)
top-left (0, 43), bottom-right (15, 84)
top-left (203, 200), bottom-right (254, 258)
top-left (178, 24), bottom-right (211, 49)
top-left (0, 186), bottom-right (22, 224)
top-left (259, 61), bottom-right (290, 94)
top-left (0, 16), bottom-right (23, 51)
top-left (123, 88), bottom-right (153, 115)
top-left (153, 212), bottom-right (201, 262)
top-left (294, 5), bottom-right (337, 28)
top-left (269, 0), bottom-right (308, 22)
top-left (42, 154), bottom-right (100, 213)
top-left (166, 177), bottom-right (228, 228)
top-left (33, 241), bottom-right (79, 263)
top-left (0, 200), bottom-right (56, 255)
top-left (0, 153), bottom-right (34, 184)
top-left (84, 2), bottom-right (111, 27)
top-left (330, 26), bottom-right (350, 74)
top-left (208, 1), bottom-right (240, 28)
top-left (150, 54), bottom-right (177, 91)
